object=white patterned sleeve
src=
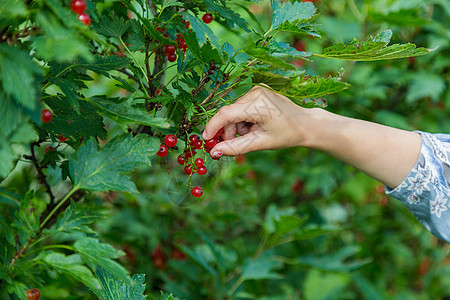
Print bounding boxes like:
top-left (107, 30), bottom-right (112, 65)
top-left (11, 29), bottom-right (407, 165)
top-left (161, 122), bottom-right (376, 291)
top-left (385, 131), bottom-right (450, 243)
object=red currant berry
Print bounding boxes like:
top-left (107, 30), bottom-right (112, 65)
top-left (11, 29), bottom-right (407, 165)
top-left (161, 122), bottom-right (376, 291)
top-left (184, 149), bottom-right (196, 159)
top-left (168, 53), bottom-right (177, 62)
top-left (45, 146), bottom-right (54, 154)
top-left (202, 13), bottom-right (214, 24)
top-left (204, 139), bottom-right (217, 148)
top-left (156, 88), bottom-right (162, 96)
top-left (78, 13), bottom-right (91, 26)
top-left (214, 127), bottom-right (224, 138)
top-left (191, 186), bottom-right (203, 197)
top-left (184, 164), bottom-right (194, 175)
top-left (157, 144), bottom-right (169, 157)
top-left (189, 134), bottom-right (200, 143)
top-left (179, 40), bottom-right (187, 50)
top-left (194, 157), bottom-right (204, 167)
top-left (58, 134), bottom-right (68, 142)
top-left (70, 0), bottom-right (86, 14)
top-left (164, 134), bottom-right (177, 147)
top-left (204, 146), bottom-right (212, 154)
top-left (193, 139), bottom-right (203, 149)
top-left (26, 288), bottom-right (40, 300)
top-left (41, 109), bottom-right (53, 123)
top-left (177, 154), bottom-right (185, 165)
top-left (197, 165), bottom-right (207, 175)
top-left (165, 45), bottom-right (177, 55)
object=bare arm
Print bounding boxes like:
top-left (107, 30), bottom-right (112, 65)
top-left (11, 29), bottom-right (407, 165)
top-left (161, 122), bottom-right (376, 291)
top-left (203, 86), bottom-right (421, 188)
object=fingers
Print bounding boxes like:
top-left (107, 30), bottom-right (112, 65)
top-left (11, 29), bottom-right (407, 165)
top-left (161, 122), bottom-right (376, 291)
top-left (210, 130), bottom-right (267, 156)
top-left (203, 86), bottom-right (268, 140)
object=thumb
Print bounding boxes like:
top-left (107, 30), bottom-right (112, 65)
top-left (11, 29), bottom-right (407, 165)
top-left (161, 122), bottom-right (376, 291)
top-left (210, 131), bottom-right (267, 157)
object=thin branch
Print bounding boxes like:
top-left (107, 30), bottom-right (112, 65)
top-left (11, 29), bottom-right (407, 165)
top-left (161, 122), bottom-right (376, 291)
top-left (199, 74), bottom-right (228, 106)
top-left (117, 68), bottom-right (140, 84)
top-left (206, 77), bottom-right (241, 110)
top-left (30, 142), bottom-right (55, 204)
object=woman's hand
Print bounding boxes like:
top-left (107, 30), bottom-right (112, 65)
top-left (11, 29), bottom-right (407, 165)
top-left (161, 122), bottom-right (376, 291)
top-left (202, 85), bottom-right (316, 157)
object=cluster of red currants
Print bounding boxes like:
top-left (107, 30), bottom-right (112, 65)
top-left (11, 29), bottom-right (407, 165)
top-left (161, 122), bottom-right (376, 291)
top-left (70, 0), bottom-right (90, 26)
top-left (26, 288), bottom-right (40, 300)
top-left (156, 128), bottom-right (224, 198)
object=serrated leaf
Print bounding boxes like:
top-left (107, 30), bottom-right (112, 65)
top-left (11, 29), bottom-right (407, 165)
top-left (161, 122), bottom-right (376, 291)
top-left (5, 280), bottom-right (28, 300)
top-left (252, 69), bottom-right (350, 104)
top-left (160, 0), bottom-right (183, 11)
top-left (94, 268), bottom-right (147, 300)
top-left (74, 238), bottom-right (130, 283)
top-left (86, 96), bottom-right (171, 129)
top-left (69, 134), bottom-right (158, 193)
top-left (160, 291), bottom-right (181, 300)
top-left (267, 39), bottom-right (312, 59)
top-left (270, 0), bottom-right (317, 31)
top-left (43, 96), bottom-right (107, 141)
top-left (204, 0), bottom-right (250, 32)
top-left (0, 44), bottom-right (42, 110)
top-left (243, 36), bottom-right (296, 71)
top-left (294, 246), bottom-right (372, 272)
top-left (41, 252), bottom-right (101, 291)
top-left (78, 55), bottom-right (131, 75)
top-left (95, 12), bottom-right (130, 39)
top-left (316, 29), bottom-right (436, 61)
top-left (46, 203), bottom-right (104, 234)
top-left (241, 250), bottom-right (282, 281)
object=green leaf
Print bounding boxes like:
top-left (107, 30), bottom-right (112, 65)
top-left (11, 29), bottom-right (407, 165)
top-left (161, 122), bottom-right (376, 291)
top-left (41, 252), bottom-right (101, 291)
top-left (0, 44), bottom-right (42, 110)
top-left (95, 12), bottom-right (130, 39)
top-left (204, 0), bottom-right (250, 32)
top-left (406, 72), bottom-right (445, 103)
top-left (267, 39), bottom-right (312, 59)
top-left (253, 69), bottom-right (350, 104)
top-left (369, 9), bottom-right (428, 27)
top-left (86, 96), bottom-right (171, 129)
top-left (304, 270), bottom-right (351, 300)
top-left (74, 238), bottom-right (130, 283)
top-left (263, 204), bottom-right (296, 234)
top-left (46, 202), bottom-right (104, 234)
top-left (0, 0), bottom-right (27, 18)
top-left (5, 280), bottom-right (28, 300)
top-left (94, 268), bottom-right (147, 300)
top-left (241, 250), bottom-right (283, 281)
top-left (316, 29), bottom-right (436, 61)
top-left (160, 291), bottom-right (181, 300)
top-left (43, 96), bottom-right (107, 141)
top-left (34, 10), bottom-right (91, 62)
top-left (78, 55), bottom-right (131, 75)
top-left (243, 36), bottom-right (296, 71)
top-left (160, 0), bottom-right (183, 12)
top-left (294, 246), bottom-right (372, 272)
top-left (69, 134), bottom-right (159, 193)
top-left (270, 0), bottom-right (317, 31)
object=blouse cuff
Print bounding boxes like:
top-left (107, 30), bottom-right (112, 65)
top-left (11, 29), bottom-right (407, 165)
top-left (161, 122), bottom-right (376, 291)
top-left (385, 131), bottom-right (450, 243)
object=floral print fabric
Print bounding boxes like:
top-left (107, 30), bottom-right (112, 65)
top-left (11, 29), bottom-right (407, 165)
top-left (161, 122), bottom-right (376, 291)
top-left (386, 131), bottom-right (450, 243)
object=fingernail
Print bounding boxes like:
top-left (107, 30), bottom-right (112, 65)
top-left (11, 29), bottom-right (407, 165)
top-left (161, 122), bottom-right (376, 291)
top-left (212, 151), bottom-right (223, 158)
top-left (202, 131), bottom-right (207, 139)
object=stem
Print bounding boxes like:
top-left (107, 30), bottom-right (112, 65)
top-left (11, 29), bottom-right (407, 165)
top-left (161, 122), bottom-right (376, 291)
top-left (29, 142), bottom-right (55, 204)
top-left (228, 277), bottom-right (244, 297)
top-left (119, 38), bottom-right (148, 95)
top-left (39, 187), bottom-right (77, 230)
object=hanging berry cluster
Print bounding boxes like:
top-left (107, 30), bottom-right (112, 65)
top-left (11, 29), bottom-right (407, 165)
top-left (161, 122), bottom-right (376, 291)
top-left (70, 0), bottom-right (90, 26)
top-left (156, 128), bottom-right (224, 198)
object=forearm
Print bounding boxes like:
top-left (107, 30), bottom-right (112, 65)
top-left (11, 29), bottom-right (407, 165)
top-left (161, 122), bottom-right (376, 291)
top-left (301, 108), bottom-right (422, 188)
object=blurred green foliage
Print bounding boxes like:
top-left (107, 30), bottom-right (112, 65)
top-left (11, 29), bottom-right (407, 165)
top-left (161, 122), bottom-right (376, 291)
top-left (1, 0), bottom-right (449, 299)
